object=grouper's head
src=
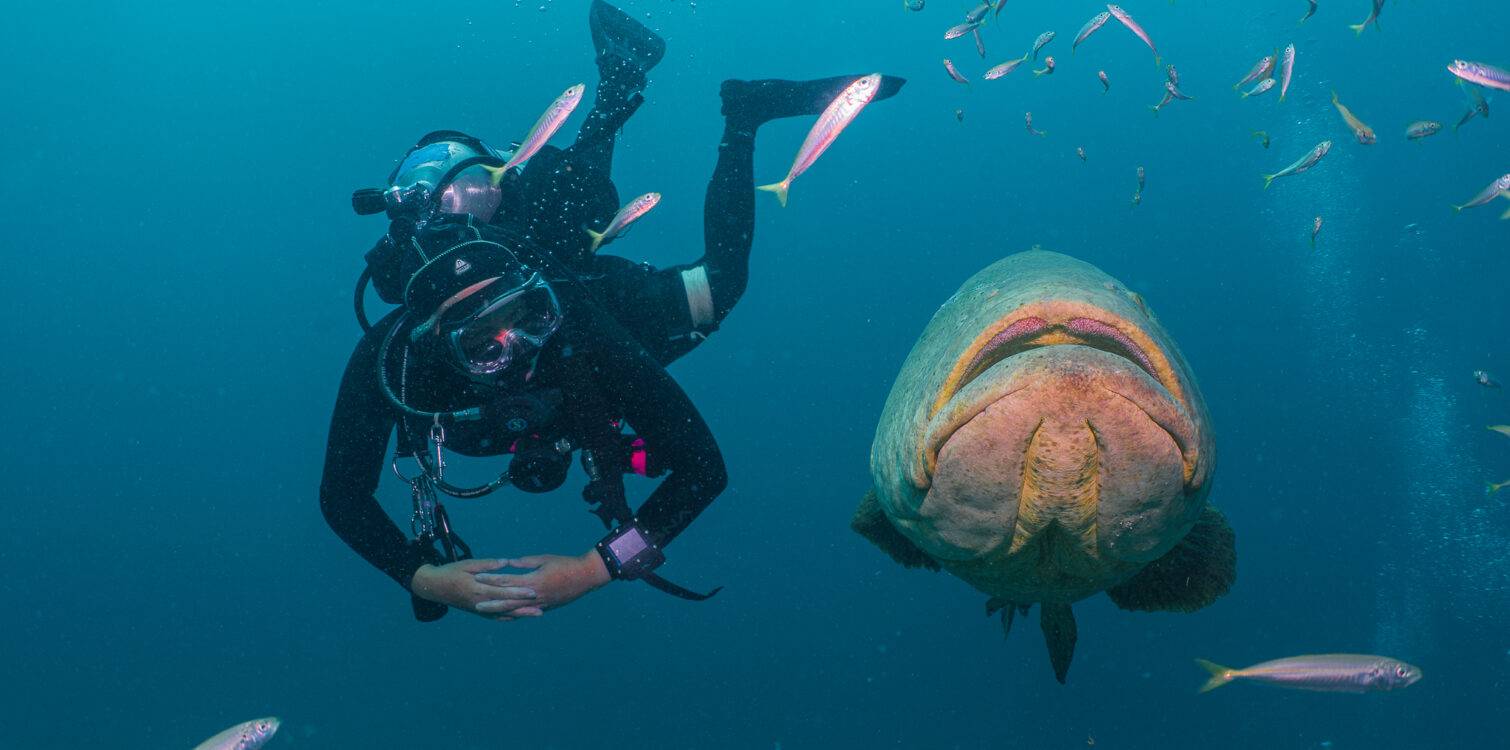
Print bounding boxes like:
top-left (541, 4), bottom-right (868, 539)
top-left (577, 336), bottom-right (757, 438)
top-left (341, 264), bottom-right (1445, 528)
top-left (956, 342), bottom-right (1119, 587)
top-left (871, 250), bottom-right (1214, 604)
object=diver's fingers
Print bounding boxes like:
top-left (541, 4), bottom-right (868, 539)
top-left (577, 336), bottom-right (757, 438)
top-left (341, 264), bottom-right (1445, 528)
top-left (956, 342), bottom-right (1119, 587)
top-left (478, 602), bottom-right (544, 617)
top-left (456, 557), bottom-right (510, 574)
top-left (471, 575), bottom-right (536, 594)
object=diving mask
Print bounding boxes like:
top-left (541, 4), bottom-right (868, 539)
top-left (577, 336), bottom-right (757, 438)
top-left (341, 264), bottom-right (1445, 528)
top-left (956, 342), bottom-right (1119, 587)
top-left (429, 272), bottom-right (563, 378)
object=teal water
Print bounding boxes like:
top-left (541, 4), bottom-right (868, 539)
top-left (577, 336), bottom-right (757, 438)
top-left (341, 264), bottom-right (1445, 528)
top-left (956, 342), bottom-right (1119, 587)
top-left (2, 1), bottom-right (1507, 748)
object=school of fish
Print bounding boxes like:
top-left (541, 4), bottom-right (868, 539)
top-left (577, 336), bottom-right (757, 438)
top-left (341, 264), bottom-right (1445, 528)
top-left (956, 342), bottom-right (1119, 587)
top-left (919, 1), bottom-right (1508, 223)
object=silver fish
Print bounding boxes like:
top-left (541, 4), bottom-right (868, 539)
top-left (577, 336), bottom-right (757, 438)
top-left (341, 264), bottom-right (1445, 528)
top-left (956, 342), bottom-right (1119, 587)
top-left (1277, 44), bottom-right (1296, 102)
top-left (1031, 31), bottom-right (1056, 61)
top-left (1233, 53), bottom-right (1275, 90)
top-left (1197, 654), bottom-right (1421, 694)
top-left (191, 717), bottom-right (280, 750)
top-left (984, 55), bottom-right (1030, 80)
top-left (485, 83), bottom-right (585, 184)
top-left (1261, 140), bottom-right (1331, 189)
top-left (1448, 60), bottom-right (1510, 94)
top-left (586, 192), bottom-right (661, 254)
top-left (1072, 11), bottom-right (1111, 54)
top-left (757, 73), bottom-right (881, 206)
top-left (1240, 77), bottom-right (1276, 99)
top-left (1453, 173), bottom-right (1510, 214)
top-left (1107, 5), bottom-right (1160, 67)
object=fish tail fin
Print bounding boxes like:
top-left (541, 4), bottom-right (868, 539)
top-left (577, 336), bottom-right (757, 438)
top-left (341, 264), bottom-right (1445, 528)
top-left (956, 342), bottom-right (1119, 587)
top-left (1262, 174), bottom-right (1275, 189)
top-left (1195, 659), bottom-right (1235, 693)
top-left (1331, 89), bottom-right (1339, 105)
top-left (483, 164), bottom-right (508, 187)
top-left (1154, 54), bottom-right (1162, 68)
top-left (1451, 204), bottom-right (1463, 215)
top-left (1348, 23), bottom-right (1365, 37)
top-left (1148, 105), bottom-right (1160, 118)
top-left (1487, 482), bottom-right (1503, 498)
top-left (757, 181), bottom-right (790, 207)
top-left (584, 227), bottom-right (605, 255)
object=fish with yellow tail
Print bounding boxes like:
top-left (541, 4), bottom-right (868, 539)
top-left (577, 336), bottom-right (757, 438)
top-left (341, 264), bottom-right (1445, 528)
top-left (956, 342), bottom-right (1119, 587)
top-left (1488, 425), bottom-right (1510, 439)
top-left (1331, 90), bottom-right (1376, 144)
top-left (1196, 654), bottom-right (1422, 694)
top-left (1348, 0), bottom-right (1384, 37)
top-left (191, 717), bottom-right (280, 750)
top-left (1489, 479), bottom-right (1510, 497)
top-left (1261, 140), bottom-right (1330, 189)
top-left (481, 84), bottom-right (585, 186)
top-left (586, 192), bottom-right (661, 254)
top-left (758, 73), bottom-right (881, 207)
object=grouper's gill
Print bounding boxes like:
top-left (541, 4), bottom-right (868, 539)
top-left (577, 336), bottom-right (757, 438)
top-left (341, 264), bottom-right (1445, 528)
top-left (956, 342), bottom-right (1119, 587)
top-left (1012, 417), bottom-right (1101, 575)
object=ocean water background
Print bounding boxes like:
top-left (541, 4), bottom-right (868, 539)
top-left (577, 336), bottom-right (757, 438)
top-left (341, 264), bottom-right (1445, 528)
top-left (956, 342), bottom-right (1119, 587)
top-left (2, 1), bottom-right (1508, 748)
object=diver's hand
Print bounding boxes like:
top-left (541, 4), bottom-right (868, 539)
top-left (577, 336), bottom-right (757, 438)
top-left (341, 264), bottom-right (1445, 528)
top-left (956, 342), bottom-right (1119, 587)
top-left (410, 559), bottom-right (543, 621)
top-left (472, 551), bottom-right (612, 614)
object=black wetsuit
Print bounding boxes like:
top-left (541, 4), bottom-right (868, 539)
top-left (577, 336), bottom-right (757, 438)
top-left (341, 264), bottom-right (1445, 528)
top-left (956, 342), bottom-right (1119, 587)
top-left (319, 94), bottom-right (759, 621)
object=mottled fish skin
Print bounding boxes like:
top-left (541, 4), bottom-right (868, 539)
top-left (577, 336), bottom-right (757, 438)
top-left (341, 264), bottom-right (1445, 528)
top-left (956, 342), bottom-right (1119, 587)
top-left (984, 55), bottom-right (1031, 80)
top-left (1166, 81), bottom-right (1194, 101)
top-left (1261, 140), bottom-right (1331, 189)
top-left (1311, 216), bottom-right (1322, 248)
top-left (586, 192), bottom-right (661, 254)
top-left (1033, 57), bottom-right (1056, 77)
top-left (1166, 64), bottom-right (1179, 86)
top-left (486, 83), bottom-right (585, 184)
top-left (1330, 90), bottom-right (1376, 144)
top-left (1452, 173), bottom-right (1510, 214)
top-left (191, 718), bottom-right (280, 750)
top-left (1107, 5), bottom-right (1160, 67)
top-left (1233, 53), bottom-right (1275, 90)
top-left (1072, 11), bottom-right (1111, 54)
top-left (1196, 654), bottom-right (1422, 694)
top-left (1277, 44), bottom-right (1296, 102)
top-left (1099, 70), bottom-right (1110, 93)
top-left (1240, 78), bottom-right (1276, 99)
top-left (1448, 60), bottom-right (1510, 94)
top-left (756, 74), bottom-right (881, 206)
top-left (1405, 121), bottom-right (1441, 142)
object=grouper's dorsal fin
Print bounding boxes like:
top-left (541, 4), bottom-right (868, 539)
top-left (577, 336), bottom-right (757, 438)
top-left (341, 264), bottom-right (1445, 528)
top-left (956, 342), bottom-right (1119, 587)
top-left (851, 488), bottom-right (941, 571)
top-left (1040, 602), bottom-right (1077, 684)
top-left (1105, 504), bottom-right (1236, 613)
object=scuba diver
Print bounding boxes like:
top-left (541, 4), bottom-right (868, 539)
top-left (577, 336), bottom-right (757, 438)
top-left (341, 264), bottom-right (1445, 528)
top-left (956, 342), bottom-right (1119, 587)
top-left (320, 0), bottom-right (905, 622)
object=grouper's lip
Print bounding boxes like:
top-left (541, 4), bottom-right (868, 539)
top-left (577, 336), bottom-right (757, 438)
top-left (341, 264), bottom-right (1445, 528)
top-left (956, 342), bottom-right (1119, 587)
top-left (956, 314), bottom-right (1173, 400)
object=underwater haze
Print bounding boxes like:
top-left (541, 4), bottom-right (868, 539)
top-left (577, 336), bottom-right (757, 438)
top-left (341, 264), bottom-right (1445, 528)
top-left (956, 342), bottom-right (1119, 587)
top-left (3, 0), bottom-right (1509, 748)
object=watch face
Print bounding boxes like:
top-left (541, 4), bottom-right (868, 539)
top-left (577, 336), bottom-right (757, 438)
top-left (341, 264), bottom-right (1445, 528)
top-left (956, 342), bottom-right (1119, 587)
top-left (608, 528), bottom-right (649, 562)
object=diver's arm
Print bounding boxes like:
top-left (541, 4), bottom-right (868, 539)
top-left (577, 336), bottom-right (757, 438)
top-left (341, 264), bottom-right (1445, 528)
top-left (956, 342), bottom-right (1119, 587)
top-left (318, 314), bottom-right (449, 620)
top-left (591, 312), bottom-right (728, 548)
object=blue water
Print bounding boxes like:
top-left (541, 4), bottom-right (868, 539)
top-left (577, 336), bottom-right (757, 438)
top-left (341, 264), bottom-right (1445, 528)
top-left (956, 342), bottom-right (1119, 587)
top-left (2, 1), bottom-right (1508, 748)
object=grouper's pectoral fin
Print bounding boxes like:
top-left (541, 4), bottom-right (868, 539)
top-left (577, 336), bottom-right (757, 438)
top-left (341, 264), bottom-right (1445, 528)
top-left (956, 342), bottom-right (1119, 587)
top-left (851, 488), bottom-right (941, 571)
top-left (1040, 602), bottom-right (1077, 684)
top-left (1106, 504), bottom-right (1236, 613)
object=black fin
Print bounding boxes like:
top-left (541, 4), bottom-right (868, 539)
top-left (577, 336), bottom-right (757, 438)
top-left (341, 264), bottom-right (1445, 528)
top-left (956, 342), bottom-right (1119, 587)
top-left (719, 74), bottom-right (907, 129)
top-left (986, 597), bottom-right (1020, 638)
top-left (1040, 603), bottom-right (1077, 684)
top-left (1106, 505), bottom-right (1237, 613)
top-left (851, 488), bottom-right (940, 571)
top-left (589, 0), bottom-right (665, 93)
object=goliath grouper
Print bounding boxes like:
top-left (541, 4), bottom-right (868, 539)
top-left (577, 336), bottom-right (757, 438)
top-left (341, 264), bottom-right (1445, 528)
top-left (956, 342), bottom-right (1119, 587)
top-left (853, 249), bottom-right (1235, 683)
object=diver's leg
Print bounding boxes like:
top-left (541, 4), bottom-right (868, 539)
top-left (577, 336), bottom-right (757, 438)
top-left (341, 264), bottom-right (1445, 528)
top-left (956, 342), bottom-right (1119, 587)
top-left (572, 0), bottom-right (665, 172)
top-left (694, 74), bottom-right (908, 325)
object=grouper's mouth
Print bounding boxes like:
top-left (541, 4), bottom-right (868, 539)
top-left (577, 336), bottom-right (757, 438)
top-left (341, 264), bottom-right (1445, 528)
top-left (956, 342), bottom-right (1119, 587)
top-left (956, 315), bottom-right (1170, 399)
top-left (921, 305), bottom-right (1202, 490)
